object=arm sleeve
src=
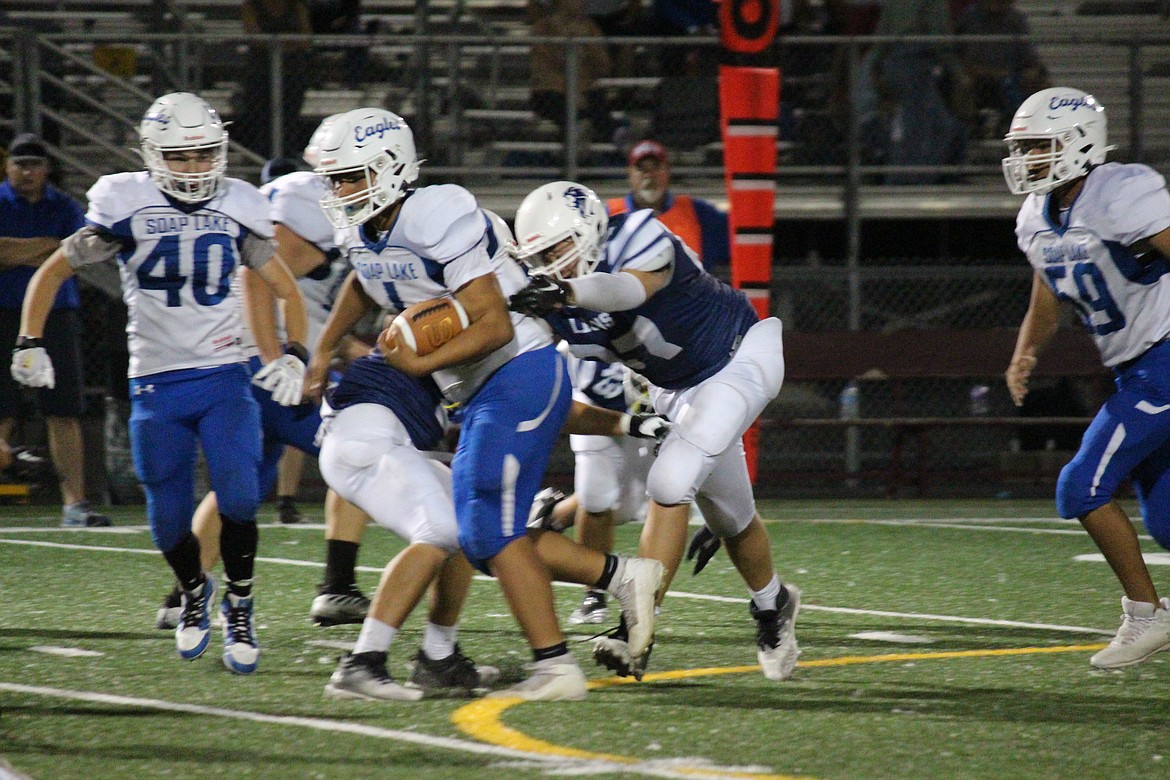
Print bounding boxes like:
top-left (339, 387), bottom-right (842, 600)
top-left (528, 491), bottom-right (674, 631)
top-left (567, 270), bottom-right (648, 312)
top-left (240, 232), bottom-right (278, 269)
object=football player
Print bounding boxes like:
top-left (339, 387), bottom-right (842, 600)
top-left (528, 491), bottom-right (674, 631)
top-left (508, 181), bottom-right (799, 682)
top-left (1003, 87), bottom-right (1170, 668)
top-left (12, 92), bottom-right (308, 674)
top-left (154, 115), bottom-right (374, 632)
top-left (306, 108), bottom-right (664, 701)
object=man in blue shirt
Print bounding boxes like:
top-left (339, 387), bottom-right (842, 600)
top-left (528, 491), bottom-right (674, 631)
top-left (0, 134), bottom-right (109, 526)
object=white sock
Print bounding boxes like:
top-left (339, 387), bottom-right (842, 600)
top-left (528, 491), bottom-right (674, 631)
top-left (352, 618), bottom-right (396, 655)
top-left (422, 621), bottom-right (458, 661)
top-left (751, 575), bottom-right (781, 612)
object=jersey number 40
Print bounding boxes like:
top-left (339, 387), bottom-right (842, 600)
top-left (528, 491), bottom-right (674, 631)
top-left (136, 233), bottom-right (237, 307)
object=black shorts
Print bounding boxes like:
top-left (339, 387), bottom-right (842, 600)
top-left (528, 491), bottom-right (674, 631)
top-left (0, 306), bottom-right (85, 418)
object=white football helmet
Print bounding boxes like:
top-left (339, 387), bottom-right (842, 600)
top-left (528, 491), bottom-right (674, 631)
top-left (139, 92), bottom-right (228, 203)
top-left (511, 181), bottom-right (608, 279)
top-left (314, 108), bottom-right (420, 229)
top-left (302, 112), bottom-right (343, 168)
top-left (1002, 87), bottom-right (1116, 196)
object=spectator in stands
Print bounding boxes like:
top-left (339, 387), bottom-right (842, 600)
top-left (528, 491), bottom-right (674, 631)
top-left (607, 140), bottom-right (729, 270)
top-left (529, 0), bottom-right (620, 147)
top-left (859, 0), bottom-right (971, 183)
top-left (233, 0), bottom-right (313, 157)
top-left (956, 0), bottom-right (1050, 139)
top-left (308, 0), bottom-right (368, 88)
top-left (0, 134), bottom-right (110, 527)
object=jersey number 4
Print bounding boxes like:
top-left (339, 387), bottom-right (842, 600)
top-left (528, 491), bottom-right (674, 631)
top-left (1044, 261), bottom-right (1126, 336)
top-left (137, 234), bottom-right (237, 307)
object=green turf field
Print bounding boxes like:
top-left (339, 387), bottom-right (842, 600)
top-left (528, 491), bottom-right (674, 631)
top-left (2, 499), bottom-right (1169, 779)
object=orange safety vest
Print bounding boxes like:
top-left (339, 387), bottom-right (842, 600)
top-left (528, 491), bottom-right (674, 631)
top-left (607, 194), bottom-right (703, 258)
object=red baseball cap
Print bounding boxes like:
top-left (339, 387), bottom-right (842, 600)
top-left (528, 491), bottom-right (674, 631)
top-left (628, 140), bottom-right (667, 166)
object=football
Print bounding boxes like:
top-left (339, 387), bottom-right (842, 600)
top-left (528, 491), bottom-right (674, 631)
top-left (387, 296), bottom-right (470, 356)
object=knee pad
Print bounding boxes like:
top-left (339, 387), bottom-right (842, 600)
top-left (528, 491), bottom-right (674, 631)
top-left (1055, 459), bottom-right (1111, 520)
top-left (647, 436), bottom-right (708, 506)
top-left (575, 447), bottom-right (622, 513)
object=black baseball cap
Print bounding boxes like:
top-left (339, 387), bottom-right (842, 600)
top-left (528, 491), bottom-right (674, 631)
top-left (8, 133), bottom-right (49, 163)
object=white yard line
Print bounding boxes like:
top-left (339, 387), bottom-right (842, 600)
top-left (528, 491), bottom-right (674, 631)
top-left (0, 683), bottom-right (783, 780)
top-left (0, 537), bottom-right (1115, 636)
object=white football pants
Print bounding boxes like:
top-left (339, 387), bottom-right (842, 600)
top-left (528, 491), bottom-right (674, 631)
top-left (318, 403), bottom-right (460, 552)
top-left (647, 317), bottom-right (785, 537)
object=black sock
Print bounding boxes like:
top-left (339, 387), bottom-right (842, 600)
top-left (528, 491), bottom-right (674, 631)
top-left (162, 533), bottom-right (204, 592)
top-left (533, 642), bottom-right (569, 663)
top-left (322, 539), bottom-right (360, 591)
top-left (593, 554), bottom-right (619, 591)
top-left (220, 516), bottom-right (258, 595)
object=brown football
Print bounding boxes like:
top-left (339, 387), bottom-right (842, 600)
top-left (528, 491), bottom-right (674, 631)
top-left (387, 297), bottom-right (470, 356)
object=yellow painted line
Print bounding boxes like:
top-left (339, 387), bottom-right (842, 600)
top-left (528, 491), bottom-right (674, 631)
top-left (452, 643), bottom-right (1108, 779)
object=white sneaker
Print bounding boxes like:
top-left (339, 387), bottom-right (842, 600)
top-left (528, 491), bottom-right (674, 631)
top-left (751, 584), bottom-right (802, 681)
top-left (606, 556), bottom-right (663, 657)
top-left (486, 658), bottom-right (587, 701)
top-left (325, 651), bottom-right (424, 701)
top-left (175, 576), bottom-right (215, 660)
top-left (1091, 596), bottom-right (1170, 669)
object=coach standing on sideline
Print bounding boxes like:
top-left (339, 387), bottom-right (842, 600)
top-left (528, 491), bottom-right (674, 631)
top-left (606, 140), bottom-right (729, 270)
top-left (0, 133), bottom-right (109, 527)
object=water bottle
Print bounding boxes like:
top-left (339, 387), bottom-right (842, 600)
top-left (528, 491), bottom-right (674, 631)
top-left (839, 381), bottom-right (860, 419)
top-left (969, 384), bottom-right (990, 417)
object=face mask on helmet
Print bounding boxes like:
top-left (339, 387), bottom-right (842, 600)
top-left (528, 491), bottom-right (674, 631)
top-left (511, 182), bottom-right (608, 280)
top-left (314, 108), bottom-right (420, 229)
top-left (139, 92), bottom-right (228, 204)
top-left (1002, 88), bottom-right (1115, 196)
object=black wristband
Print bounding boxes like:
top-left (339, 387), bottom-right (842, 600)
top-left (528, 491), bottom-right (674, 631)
top-left (14, 335), bottom-right (42, 350)
top-left (284, 341), bottom-right (309, 362)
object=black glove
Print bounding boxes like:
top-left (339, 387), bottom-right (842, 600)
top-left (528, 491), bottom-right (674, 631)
top-left (621, 412), bottom-right (670, 454)
top-left (685, 525), bottom-right (721, 575)
top-left (508, 275), bottom-right (570, 316)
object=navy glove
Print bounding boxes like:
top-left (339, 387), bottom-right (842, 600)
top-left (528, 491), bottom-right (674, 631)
top-left (508, 275), bottom-right (569, 316)
top-left (685, 525), bottom-right (721, 575)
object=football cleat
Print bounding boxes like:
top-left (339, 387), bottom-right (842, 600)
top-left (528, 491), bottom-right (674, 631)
top-left (156, 584), bottom-right (183, 630)
top-left (408, 645), bottom-right (499, 696)
top-left (325, 651), bottom-right (423, 701)
top-left (592, 635), bottom-right (653, 682)
top-left (605, 556), bottom-right (663, 657)
top-left (175, 576), bottom-right (216, 660)
top-left (276, 496), bottom-right (304, 525)
top-left (486, 658), bottom-right (587, 701)
top-left (4, 445), bottom-right (56, 484)
top-left (751, 584), bottom-right (802, 681)
top-left (1091, 596), bottom-right (1170, 669)
top-left (221, 592), bottom-right (260, 674)
top-left (568, 590), bottom-right (609, 625)
top-left (310, 584), bottom-right (370, 626)
top-left (61, 500), bottom-right (112, 528)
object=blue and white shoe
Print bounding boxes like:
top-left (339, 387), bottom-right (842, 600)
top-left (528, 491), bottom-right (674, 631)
top-left (175, 575), bottom-right (216, 660)
top-left (221, 592), bottom-right (260, 675)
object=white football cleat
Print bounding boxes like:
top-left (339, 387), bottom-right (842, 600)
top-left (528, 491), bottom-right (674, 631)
top-left (221, 592), bottom-right (260, 675)
top-left (751, 584), bottom-right (801, 681)
top-left (606, 556), bottom-right (663, 657)
top-left (325, 651), bottom-right (424, 701)
top-left (487, 658), bottom-right (587, 702)
top-left (175, 576), bottom-right (215, 660)
top-left (1091, 596), bottom-right (1170, 669)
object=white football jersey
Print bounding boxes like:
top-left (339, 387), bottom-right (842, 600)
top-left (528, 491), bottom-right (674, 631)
top-left (1016, 162), bottom-right (1170, 367)
top-left (67, 172), bottom-right (275, 378)
top-left (246, 171), bottom-right (348, 354)
top-left (336, 184), bottom-right (551, 402)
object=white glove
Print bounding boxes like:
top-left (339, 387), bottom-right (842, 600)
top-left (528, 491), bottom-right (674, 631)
top-left (11, 346), bottom-right (55, 388)
top-left (252, 354), bottom-right (306, 406)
